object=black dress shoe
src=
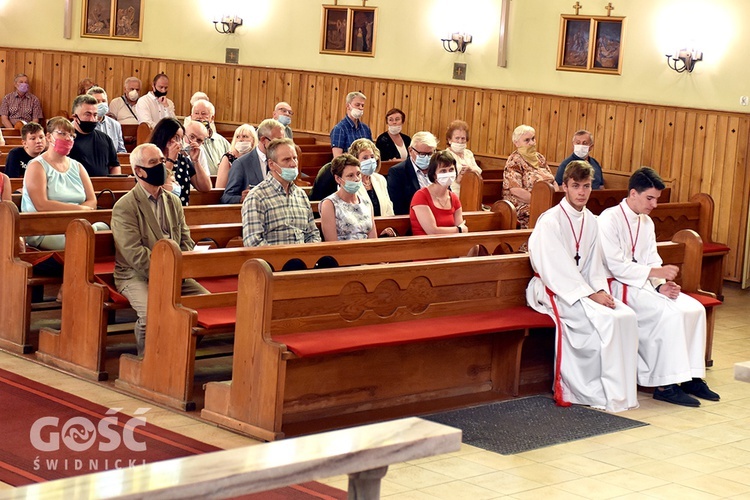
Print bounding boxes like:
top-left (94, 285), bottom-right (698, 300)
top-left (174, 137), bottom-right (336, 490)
top-left (681, 378), bottom-right (721, 401)
top-left (653, 384), bottom-right (701, 407)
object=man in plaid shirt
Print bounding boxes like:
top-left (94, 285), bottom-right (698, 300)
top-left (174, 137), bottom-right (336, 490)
top-left (242, 138), bottom-right (321, 247)
top-left (1, 74), bottom-right (44, 128)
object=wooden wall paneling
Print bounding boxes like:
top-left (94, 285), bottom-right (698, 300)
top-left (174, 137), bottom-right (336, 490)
top-left (483, 91), bottom-right (497, 155)
top-left (640, 108), bottom-right (656, 169)
top-left (690, 113), bottom-right (708, 199)
top-left (619, 106), bottom-right (635, 171)
top-left (554, 98), bottom-right (568, 162)
top-left (701, 114), bottom-right (719, 196)
top-left (564, 99), bottom-right (581, 161)
top-left (711, 116), bottom-right (732, 246)
top-left (420, 84), bottom-right (434, 137)
top-left (300, 73), bottom-right (315, 132)
top-left (667, 111), bottom-right (685, 197)
top-left (724, 119), bottom-right (749, 278)
top-left (631, 107), bottom-right (646, 171)
top-left (679, 112), bottom-right (697, 199)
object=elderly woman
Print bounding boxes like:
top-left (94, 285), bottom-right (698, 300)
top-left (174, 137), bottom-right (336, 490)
top-left (502, 124), bottom-right (557, 228)
top-left (319, 154), bottom-right (377, 241)
top-left (77, 77), bottom-right (97, 96)
top-left (21, 117), bottom-right (104, 249)
top-left (410, 150), bottom-right (467, 236)
top-left (375, 108), bottom-right (411, 161)
top-left (445, 119), bottom-right (481, 196)
top-left (149, 118), bottom-right (211, 205)
top-left (216, 123), bottom-right (258, 188)
top-left (349, 138), bottom-right (394, 217)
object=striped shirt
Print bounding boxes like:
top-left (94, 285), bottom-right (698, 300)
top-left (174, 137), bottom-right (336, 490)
top-left (0, 91), bottom-right (44, 125)
top-left (242, 175), bottom-right (321, 247)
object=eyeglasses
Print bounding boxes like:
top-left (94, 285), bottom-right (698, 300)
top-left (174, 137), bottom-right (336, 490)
top-left (278, 108), bottom-right (293, 116)
top-left (52, 130), bottom-right (77, 140)
top-left (410, 147), bottom-right (433, 158)
top-left (187, 134), bottom-right (205, 145)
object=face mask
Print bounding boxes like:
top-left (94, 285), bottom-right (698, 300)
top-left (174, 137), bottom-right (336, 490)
top-left (182, 138), bottom-right (192, 155)
top-left (414, 155), bottom-right (430, 170)
top-left (573, 144), bottom-right (590, 159)
top-left (350, 108), bottom-right (364, 120)
top-left (153, 88), bottom-right (167, 98)
top-left (450, 143), bottom-right (466, 154)
top-left (518, 145), bottom-right (537, 156)
top-left (76, 116), bottom-right (97, 134)
top-left (96, 102), bottom-right (109, 118)
top-left (277, 115), bottom-right (292, 127)
top-left (342, 180), bottom-right (362, 194)
top-left (359, 158), bottom-right (377, 176)
top-left (171, 182), bottom-right (182, 198)
top-left (17, 83), bottom-right (29, 93)
top-left (52, 138), bottom-right (74, 156)
top-left (127, 89), bottom-right (140, 101)
top-left (436, 172), bottom-right (457, 187)
top-left (388, 125), bottom-right (402, 135)
top-left (235, 141), bottom-right (253, 154)
top-left (279, 166), bottom-right (299, 182)
top-left (138, 163), bottom-right (167, 186)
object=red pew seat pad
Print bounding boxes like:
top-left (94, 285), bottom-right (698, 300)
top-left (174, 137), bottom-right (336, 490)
top-left (274, 307), bottom-right (555, 358)
top-left (703, 242), bottom-right (730, 254)
top-left (684, 292), bottom-right (722, 308)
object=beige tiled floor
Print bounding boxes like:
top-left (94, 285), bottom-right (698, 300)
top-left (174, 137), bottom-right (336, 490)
top-left (1, 284), bottom-right (749, 498)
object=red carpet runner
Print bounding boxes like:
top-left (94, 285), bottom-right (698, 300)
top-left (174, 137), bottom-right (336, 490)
top-left (0, 368), bottom-right (345, 499)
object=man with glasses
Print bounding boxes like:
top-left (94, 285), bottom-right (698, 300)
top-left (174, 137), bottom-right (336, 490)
top-left (112, 143), bottom-right (208, 357)
top-left (69, 94), bottom-right (121, 176)
top-left (387, 131), bottom-right (438, 215)
top-left (188, 99), bottom-right (230, 175)
top-left (220, 118), bottom-right (285, 204)
top-left (272, 102), bottom-right (295, 139)
top-left (330, 91), bottom-right (372, 157)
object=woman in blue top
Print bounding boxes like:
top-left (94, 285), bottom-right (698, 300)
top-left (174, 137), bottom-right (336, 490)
top-left (22, 116), bottom-right (102, 250)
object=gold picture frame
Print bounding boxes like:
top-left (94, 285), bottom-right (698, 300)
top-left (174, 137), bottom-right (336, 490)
top-left (82, 0), bottom-right (144, 41)
top-left (320, 5), bottom-right (377, 57)
top-left (557, 15), bottom-right (624, 75)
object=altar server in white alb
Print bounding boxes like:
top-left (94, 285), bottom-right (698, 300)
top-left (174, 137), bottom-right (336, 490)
top-left (597, 167), bottom-right (719, 407)
top-left (527, 160), bottom-right (639, 412)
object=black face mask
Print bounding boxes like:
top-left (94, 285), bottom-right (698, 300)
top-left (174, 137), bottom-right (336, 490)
top-left (138, 163), bottom-right (167, 186)
top-left (76, 115), bottom-right (97, 134)
top-left (153, 88), bottom-right (167, 98)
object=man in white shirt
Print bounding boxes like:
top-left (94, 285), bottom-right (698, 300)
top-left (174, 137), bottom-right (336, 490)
top-left (526, 160), bottom-right (639, 412)
top-left (598, 167), bottom-right (719, 407)
top-left (135, 73), bottom-right (175, 128)
top-left (109, 76), bottom-right (141, 125)
top-left (87, 87), bottom-right (126, 153)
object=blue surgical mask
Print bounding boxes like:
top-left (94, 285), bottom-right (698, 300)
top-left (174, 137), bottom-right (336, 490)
top-left (279, 166), bottom-right (298, 182)
top-left (359, 158), bottom-right (377, 176)
top-left (277, 115), bottom-right (292, 127)
top-left (343, 180), bottom-right (362, 194)
top-left (414, 155), bottom-right (430, 170)
top-left (96, 102), bottom-right (109, 118)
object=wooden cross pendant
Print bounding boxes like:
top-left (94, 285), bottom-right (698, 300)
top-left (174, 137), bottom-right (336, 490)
top-left (605, 2), bottom-right (614, 16)
top-left (574, 253), bottom-right (581, 266)
top-left (573, 1), bottom-right (582, 15)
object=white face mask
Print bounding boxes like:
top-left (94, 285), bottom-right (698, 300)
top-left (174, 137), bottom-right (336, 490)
top-left (573, 144), bottom-right (590, 159)
top-left (388, 125), bottom-right (402, 135)
top-left (127, 89), bottom-right (140, 101)
top-left (350, 108), bottom-right (364, 120)
top-left (450, 143), bottom-right (466, 154)
top-left (235, 141), bottom-right (253, 154)
top-left (436, 171), bottom-right (457, 187)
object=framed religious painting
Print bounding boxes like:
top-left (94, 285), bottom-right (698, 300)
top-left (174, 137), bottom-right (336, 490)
top-left (557, 15), bottom-right (624, 75)
top-left (82, 0), bottom-right (144, 41)
top-left (320, 5), bottom-right (377, 57)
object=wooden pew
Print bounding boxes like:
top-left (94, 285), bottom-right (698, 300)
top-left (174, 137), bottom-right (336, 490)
top-left (650, 193), bottom-right (730, 305)
top-left (0, 202), bottom-right (243, 354)
top-left (5, 417), bottom-right (460, 500)
top-left (35, 206), bottom-right (517, 381)
top-left (458, 170), bottom-right (483, 211)
top-left (200, 229), bottom-right (710, 441)
top-left (527, 182), bottom-right (672, 228)
top-left (115, 227), bottom-right (532, 411)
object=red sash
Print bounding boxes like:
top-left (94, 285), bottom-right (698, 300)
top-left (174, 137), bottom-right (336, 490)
top-left (535, 273), bottom-right (571, 408)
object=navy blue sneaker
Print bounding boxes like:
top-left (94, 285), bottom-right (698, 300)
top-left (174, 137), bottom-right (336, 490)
top-left (681, 378), bottom-right (720, 401)
top-left (653, 384), bottom-right (700, 407)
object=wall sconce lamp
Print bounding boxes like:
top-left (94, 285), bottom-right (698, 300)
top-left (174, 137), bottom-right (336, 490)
top-left (213, 15), bottom-right (243, 34)
top-left (441, 33), bottom-right (473, 53)
top-left (665, 49), bottom-right (703, 73)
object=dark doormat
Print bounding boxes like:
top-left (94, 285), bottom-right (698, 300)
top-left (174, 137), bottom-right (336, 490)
top-left (423, 395), bottom-right (647, 455)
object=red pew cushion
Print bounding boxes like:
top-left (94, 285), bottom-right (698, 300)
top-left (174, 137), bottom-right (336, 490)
top-left (703, 242), bottom-right (730, 254)
top-left (197, 276), bottom-right (239, 293)
top-left (275, 306), bottom-right (555, 358)
top-left (196, 306), bottom-right (237, 329)
top-left (684, 292), bottom-right (722, 308)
